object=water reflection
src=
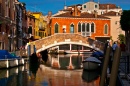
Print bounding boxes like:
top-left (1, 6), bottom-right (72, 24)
top-left (82, 69), bottom-right (101, 82)
top-left (0, 64), bottom-right (28, 86)
top-left (29, 53), bottom-right (40, 79)
top-left (44, 54), bottom-right (91, 70)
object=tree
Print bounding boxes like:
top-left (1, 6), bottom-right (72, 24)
top-left (120, 10), bottom-right (130, 52)
top-left (118, 34), bottom-right (125, 43)
top-left (120, 10), bottom-right (130, 31)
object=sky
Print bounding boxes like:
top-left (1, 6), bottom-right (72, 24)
top-left (19, 0), bottom-right (130, 15)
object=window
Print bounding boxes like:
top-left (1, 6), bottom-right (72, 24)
top-left (95, 5), bottom-right (98, 8)
top-left (28, 26), bottom-right (32, 34)
top-left (36, 31), bottom-right (37, 36)
top-left (104, 24), bottom-right (108, 34)
top-left (82, 23), bottom-right (85, 32)
top-left (91, 23), bottom-right (94, 33)
top-left (70, 24), bottom-right (74, 33)
top-left (84, 5), bottom-right (86, 8)
top-left (86, 23), bottom-right (89, 32)
top-left (78, 23), bottom-right (81, 32)
top-left (45, 33), bottom-right (46, 37)
top-left (55, 23), bottom-right (58, 33)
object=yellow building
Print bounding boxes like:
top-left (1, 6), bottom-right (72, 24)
top-left (32, 12), bottom-right (47, 39)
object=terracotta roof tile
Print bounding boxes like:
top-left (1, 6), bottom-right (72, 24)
top-left (102, 11), bottom-right (120, 16)
top-left (53, 12), bottom-right (110, 19)
top-left (99, 4), bottom-right (118, 9)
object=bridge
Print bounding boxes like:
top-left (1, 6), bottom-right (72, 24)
top-left (28, 33), bottom-right (105, 55)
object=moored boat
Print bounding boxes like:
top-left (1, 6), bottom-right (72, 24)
top-left (8, 59), bottom-right (18, 67)
top-left (0, 59), bottom-right (9, 68)
top-left (0, 50), bottom-right (25, 68)
top-left (82, 57), bottom-right (101, 70)
top-left (18, 58), bottom-right (25, 65)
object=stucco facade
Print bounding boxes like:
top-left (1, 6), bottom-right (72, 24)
top-left (32, 12), bottom-right (48, 39)
top-left (51, 11), bottom-right (111, 42)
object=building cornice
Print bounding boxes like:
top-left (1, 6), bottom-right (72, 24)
top-left (51, 17), bottom-right (110, 20)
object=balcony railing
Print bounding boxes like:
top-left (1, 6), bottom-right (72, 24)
top-left (81, 32), bottom-right (91, 37)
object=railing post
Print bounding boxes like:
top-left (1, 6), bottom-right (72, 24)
top-left (127, 54), bottom-right (129, 73)
top-left (27, 42), bottom-right (31, 57)
top-left (33, 42), bottom-right (36, 53)
top-left (100, 46), bottom-right (111, 86)
top-left (109, 47), bottom-right (121, 86)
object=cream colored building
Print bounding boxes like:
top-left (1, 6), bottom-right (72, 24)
top-left (102, 11), bottom-right (125, 41)
top-left (81, 1), bottom-right (122, 15)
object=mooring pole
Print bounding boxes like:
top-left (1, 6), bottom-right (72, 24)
top-left (100, 46), bottom-right (111, 86)
top-left (109, 47), bottom-right (121, 86)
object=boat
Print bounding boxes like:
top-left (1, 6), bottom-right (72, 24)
top-left (82, 57), bottom-right (102, 70)
top-left (0, 50), bottom-right (25, 68)
top-left (65, 50), bottom-right (92, 54)
top-left (0, 59), bottom-right (9, 68)
top-left (18, 58), bottom-right (25, 65)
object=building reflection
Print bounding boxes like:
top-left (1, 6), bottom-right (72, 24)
top-left (45, 54), bottom-right (90, 70)
top-left (36, 64), bottom-right (100, 86)
top-left (0, 64), bottom-right (28, 86)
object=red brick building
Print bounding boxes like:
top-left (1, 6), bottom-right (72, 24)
top-left (50, 7), bottom-right (111, 42)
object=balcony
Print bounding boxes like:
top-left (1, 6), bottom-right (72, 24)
top-left (81, 32), bottom-right (91, 37)
top-left (39, 27), bottom-right (46, 31)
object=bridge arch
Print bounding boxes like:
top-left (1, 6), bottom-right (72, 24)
top-left (29, 33), bottom-right (105, 54)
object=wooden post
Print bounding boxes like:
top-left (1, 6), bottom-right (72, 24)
top-left (100, 46), bottom-right (111, 86)
top-left (109, 47), bottom-right (121, 86)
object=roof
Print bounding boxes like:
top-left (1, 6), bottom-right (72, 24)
top-left (99, 4), bottom-right (120, 9)
top-left (53, 12), bottom-right (110, 19)
top-left (102, 11), bottom-right (121, 16)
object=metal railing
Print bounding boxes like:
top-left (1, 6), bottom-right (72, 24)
top-left (119, 52), bottom-right (130, 81)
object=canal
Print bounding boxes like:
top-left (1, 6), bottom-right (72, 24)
top-left (0, 54), bottom-right (101, 86)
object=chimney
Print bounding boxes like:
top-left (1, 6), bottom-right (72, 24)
top-left (94, 10), bottom-right (98, 18)
top-left (107, 5), bottom-right (109, 13)
top-left (71, 5), bottom-right (81, 16)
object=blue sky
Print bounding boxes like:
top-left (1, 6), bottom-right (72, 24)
top-left (19, 0), bottom-right (130, 15)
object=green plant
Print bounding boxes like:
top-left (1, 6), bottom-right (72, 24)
top-left (118, 34), bottom-right (125, 43)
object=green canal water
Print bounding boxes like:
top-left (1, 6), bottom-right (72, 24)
top-left (0, 54), bottom-right (101, 86)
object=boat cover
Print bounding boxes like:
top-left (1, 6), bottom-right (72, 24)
top-left (0, 50), bottom-right (19, 59)
top-left (83, 57), bottom-right (102, 64)
top-left (92, 51), bottom-right (104, 59)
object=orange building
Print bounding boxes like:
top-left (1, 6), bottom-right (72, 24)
top-left (50, 6), bottom-right (111, 42)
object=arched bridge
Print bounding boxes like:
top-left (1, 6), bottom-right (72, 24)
top-left (28, 33), bottom-right (105, 54)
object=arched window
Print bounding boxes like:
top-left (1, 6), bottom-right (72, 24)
top-left (86, 23), bottom-right (89, 32)
top-left (91, 23), bottom-right (94, 33)
top-left (28, 26), bottom-right (32, 34)
top-left (78, 23), bottom-right (81, 32)
top-left (55, 23), bottom-right (58, 33)
top-left (104, 24), bottom-right (108, 34)
top-left (70, 24), bottom-right (74, 33)
top-left (82, 23), bottom-right (85, 32)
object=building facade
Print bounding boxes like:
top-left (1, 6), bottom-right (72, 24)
top-left (32, 12), bottom-right (47, 39)
top-left (0, 0), bottom-right (17, 51)
top-left (51, 7), bottom-right (111, 42)
top-left (102, 11), bottom-right (125, 41)
top-left (54, 1), bottom-right (123, 42)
